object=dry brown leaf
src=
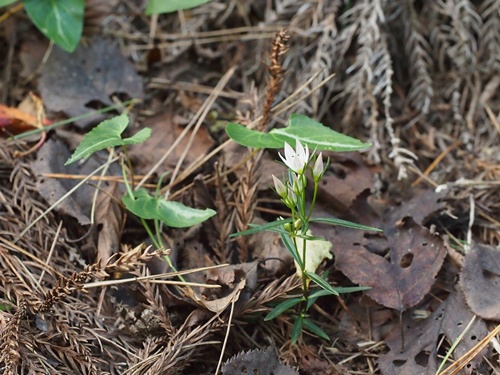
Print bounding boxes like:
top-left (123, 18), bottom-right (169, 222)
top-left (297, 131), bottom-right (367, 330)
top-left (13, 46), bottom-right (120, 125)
top-left (317, 152), bottom-right (376, 213)
top-left (95, 181), bottom-right (122, 262)
top-left (331, 217), bottom-right (447, 311)
top-left (185, 278), bottom-right (245, 314)
top-left (39, 37), bottom-right (143, 129)
top-left (379, 289), bottom-right (487, 375)
top-left (460, 243), bottom-right (500, 321)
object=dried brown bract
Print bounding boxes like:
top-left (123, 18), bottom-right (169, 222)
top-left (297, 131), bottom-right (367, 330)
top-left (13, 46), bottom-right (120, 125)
top-left (261, 29), bottom-right (289, 131)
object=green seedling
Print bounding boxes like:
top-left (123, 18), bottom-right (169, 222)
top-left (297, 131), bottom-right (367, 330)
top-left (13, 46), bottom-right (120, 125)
top-left (228, 115), bottom-right (380, 344)
top-left (66, 114), bottom-right (216, 272)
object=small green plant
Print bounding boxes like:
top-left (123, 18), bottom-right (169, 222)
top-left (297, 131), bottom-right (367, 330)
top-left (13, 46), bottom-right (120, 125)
top-left (66, 113), bottom-right (216, 272)
top-left (227, 115), bottom-right (381, 344)
top-left (0, 0), bottom-right (211, 52)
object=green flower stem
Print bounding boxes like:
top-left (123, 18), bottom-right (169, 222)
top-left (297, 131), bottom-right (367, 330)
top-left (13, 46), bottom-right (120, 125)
top-left (301, 235), bottom-right (308, 299)
top-left (140, 217), bottom-right (186, 282)
top-left (122, 157), bottom-right (186, 282)
top-left (307, 180), bottom-right (319, 221)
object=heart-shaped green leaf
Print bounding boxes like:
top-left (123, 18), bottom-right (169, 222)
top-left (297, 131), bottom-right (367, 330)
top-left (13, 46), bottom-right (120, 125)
top-left (122, 188), bottom-right (216, 228)
top-left (23, 0), bottom-right (84, 52)
top-left (146, 0), bottom-right (210, 15)
top-left (65, 114), bottom-right (151, 165)
top-left (226, 114), bottom-right (371, 152)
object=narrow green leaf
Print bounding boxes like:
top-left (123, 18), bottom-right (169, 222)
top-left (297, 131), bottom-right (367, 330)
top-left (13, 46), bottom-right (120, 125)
top-left (146, 0), bottom-right (210, 15)
top-left (24, 0), bottom-right (84, 52)
top-left (306, 289), bottom-right (333, 309)
top-left (302, 318), bottom-right (330, 341)
top-left (307, 285), bottom-right (370, 309)
top-left (280, 231), bottom-right (303, 269)
top-left (229, 218), bottom-right (292, 237)
top-left (0, 0), bottom-right (17, 7)
top-left (291, 315), bottom-right (304, 345)
top-left (310, 217), bottom-right (382, 232)
top-left (335, 286), bottom-right (371, 294)
top-left (226, 114), bottom-right (371, 152)
top-left (305, 272), bottom-right (339, 296)
top-left (264, 297), bottom-right (303, 321)
top-left (122, 188), bottom-right (216, 228)
top-left (65, 114), bottom-right (151, 165)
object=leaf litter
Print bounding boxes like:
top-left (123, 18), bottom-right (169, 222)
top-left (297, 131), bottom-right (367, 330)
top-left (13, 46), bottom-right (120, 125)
top-left (1, 1), bottom-right (500, 374)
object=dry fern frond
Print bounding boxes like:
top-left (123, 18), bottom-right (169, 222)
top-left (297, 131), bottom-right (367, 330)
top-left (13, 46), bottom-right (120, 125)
top-left (141, 281), bottom-right (175, 338)
top-left (125, 314), bottom-right (225, 375)
top-left (342, 0), bottom-right (402, 169)
top-left (234, 157), bottom-right (260, 263)
top-left (478, 0), bottom-right (500, 74)
top-left (261, 29), bottom-right (289, 130)
top-left (237, 275), bottom-right (301, 317)
top-left (403, 0), bottom-right (434, 114)
top-left (431, 0), bottom-right (482, 72)
top-left (0, 299), bottom-right (27, 375)
top-left (103, 243), bottom-right (166, 275)
top-left (36, 263), bottom-right (99, 313)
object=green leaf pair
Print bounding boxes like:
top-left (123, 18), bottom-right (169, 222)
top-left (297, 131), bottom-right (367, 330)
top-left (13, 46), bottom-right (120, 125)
top-left (226, 114), bottom-right (371, 152)
top-left (229, 216), bottom-right (381, 238)
top-left (65, 114), bottom-right (151, 165)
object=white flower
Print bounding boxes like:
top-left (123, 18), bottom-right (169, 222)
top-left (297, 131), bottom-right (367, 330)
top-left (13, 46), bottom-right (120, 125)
top-left (312, 153), bottom-right (325, 181)
top-left (279, 140), bottom-right (309, 174)
top-left (272, 175), bottom-right (287, 198)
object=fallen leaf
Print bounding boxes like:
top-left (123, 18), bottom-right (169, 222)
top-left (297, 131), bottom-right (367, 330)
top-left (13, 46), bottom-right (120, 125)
top-left (39, 37), bottom-right (143, 129)
top-left (221, 347), bottom-right (299, 375)
top-left (460, 243), bottom-right (500, 321)
top-left (317, 152), bottom-right (376, 213)
top-left (384, 189), bottom-right (447, 228)
top-left (379, 289), bottom-right (487, 375)
top-left (184, 278), bottom-right (245, 314)
top-left (294, 230), bottom-right (332, 277)
top-left (331, 217), bottom-right (447, 311)
top-left (0, 100), bottom-right (50, 135)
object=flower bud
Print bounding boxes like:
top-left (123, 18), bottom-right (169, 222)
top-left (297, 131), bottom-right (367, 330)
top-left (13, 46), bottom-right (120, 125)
top-left (272, 175), bottom-right (287, 198)
top-left (312, 153), bottom-right (325, 182)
